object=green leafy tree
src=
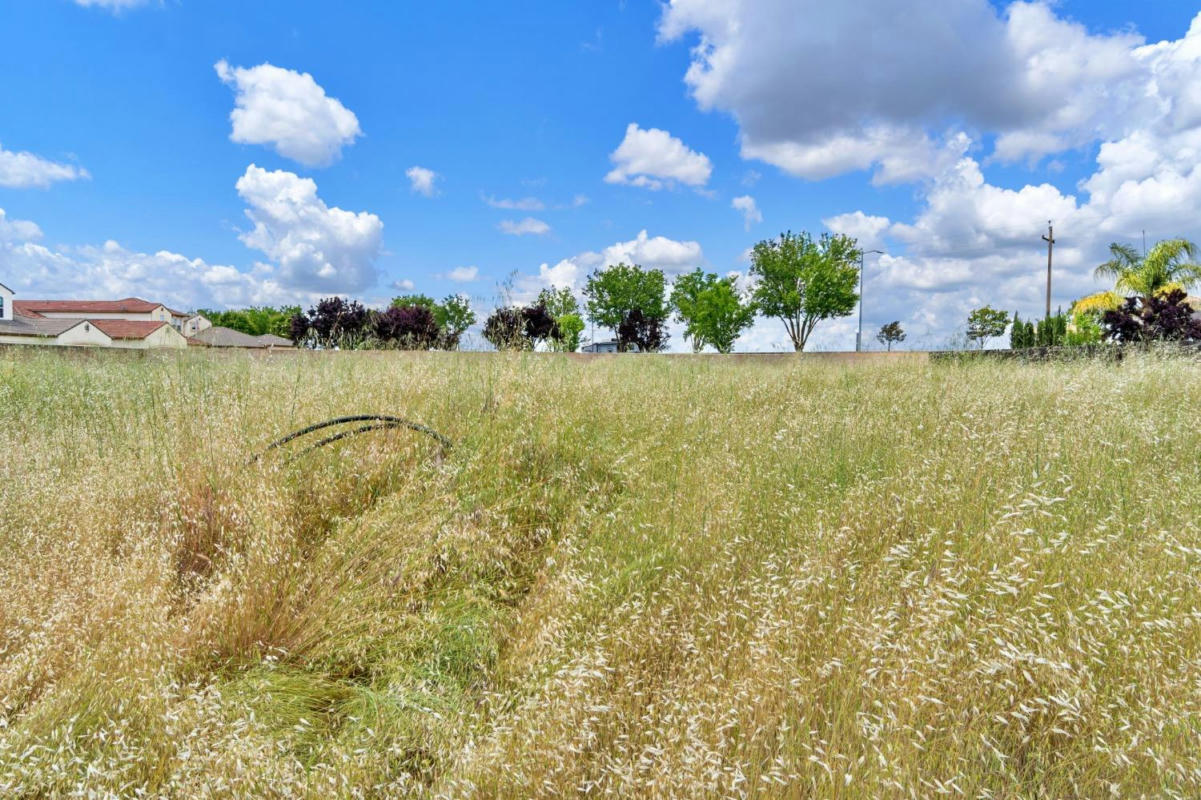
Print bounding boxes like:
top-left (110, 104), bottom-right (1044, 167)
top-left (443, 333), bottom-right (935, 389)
top-left (748, 231), bottom-right (861, 352)
top-left (434, 293), bottom-right (476, 350)
top-left (537, 286), bottom-right (579, 320)
top-left (668, 270), bottom-right (708, 353)
top-left (966, 305), bottom-right (1010, 349)
top-left (482, 302), bottom-right (560, 351)
top-left (197, 306), bottom-right (300, 338)
top-left (876, 321), bottom-right (906, 352)
top-left (1066, 310), bottom-right (1104, 346)
top-left (1030, 310), bottom-right (1068, 348)
top-left (554, 313), bottom-right (585, 352)
top-left (537, 287), bottom-right (584, 352)
top-left (482, 307), bottom-right (526, 351)
top-left (389, 293), bottom-right (475, 350)
top-left (390, 294), bottom-right (437, 311)
top-left (583, 264), bottom-right (668, 352)
top-left (1009, 313), bottom-right (1024, 349)
top-left (669, 269), bottom-right (755, 353)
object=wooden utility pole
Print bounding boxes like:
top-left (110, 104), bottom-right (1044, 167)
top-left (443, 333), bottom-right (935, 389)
top-left (1041, 221), bottom-right (1055, 319)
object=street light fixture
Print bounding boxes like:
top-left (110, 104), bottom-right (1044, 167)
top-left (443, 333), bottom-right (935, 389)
top-left (857, 249), bottom-right (885, 352)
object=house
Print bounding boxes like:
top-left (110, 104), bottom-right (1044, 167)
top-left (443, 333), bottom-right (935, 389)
top-left (180, 314), bottom-right (212, 338)
top-left (0, 282), bottom-right (12, 323)
top-left (581, 339), bottom-right (638, 353)
top-left (14, 297), bottom-right (183, 325)
top-left (0, 315), bottom-right (114, 347)
top-left (0, 287), bottom-right (191, 349)
top-left (90, 320), bottom-right (189, 349)
top-left (187, 326), bottom-right (294, 349)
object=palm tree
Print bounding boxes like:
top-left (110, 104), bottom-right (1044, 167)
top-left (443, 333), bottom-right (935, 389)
top-left (1074, 239), bottom-right (1201, 313)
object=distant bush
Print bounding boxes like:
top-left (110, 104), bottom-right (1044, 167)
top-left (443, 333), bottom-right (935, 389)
top-left (374, 305), bottom-right (440, 349)
top-left (1103, 288), bottom-right (1201, 343)
top-left (289, 297), bottom-right (370, 349)
top-left (483, 302), bottom-right (562, 351)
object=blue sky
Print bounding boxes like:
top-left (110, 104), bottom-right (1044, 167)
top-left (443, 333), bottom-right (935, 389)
top-left (3, 0), bottom-right (1201, 350)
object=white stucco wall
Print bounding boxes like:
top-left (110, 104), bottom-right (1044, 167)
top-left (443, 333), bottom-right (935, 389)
top-left (0, 334), bottom-right (50, 346)
top-left (0, 322), bottom-right (112, 347)
top-left (0, 284), bottom-right (12, 321)
top-left (56, 322), bottom-right (113, 347)
top-left (182, 315), bottom-right (212, 337)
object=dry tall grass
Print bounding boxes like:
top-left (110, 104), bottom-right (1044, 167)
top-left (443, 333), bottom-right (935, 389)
top-left (1, 349), bottom-right (1199, 798)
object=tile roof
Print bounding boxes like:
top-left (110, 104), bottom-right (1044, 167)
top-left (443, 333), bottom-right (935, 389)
top-left (89, 319), bottom-right (169, 340)
top-left (15, 297), bottom-right (165, 314)
top-left (0, 316), bottom-right (96, 338)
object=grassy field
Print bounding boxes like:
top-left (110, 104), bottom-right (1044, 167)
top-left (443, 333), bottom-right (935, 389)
top-left (1, 349), bottom-right (1200, 798)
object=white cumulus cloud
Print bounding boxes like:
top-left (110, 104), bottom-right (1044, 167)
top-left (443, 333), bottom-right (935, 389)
top-left (499, 217), bottom-right (551, 236)
top-left (481, 193), bottom-right (543, 210)
top-left (658, 0), bottom-right (1153, 180)
top-left (0, 209), bottom-right (44, 243)
top-left (216, 60), bottom-right (361, 167)
top-left (445, 266), bottom-right (479, 282)
top-left (0, 142), bottom-right (90, 189)
top-left (604, 123), bottom-right (713, 190)
top-left (235, 164), bottom-right (383, 294)
top-left (731, 195), bottom-right (762, 230)
top-left (0, 223), bottom-right (302, 311)
top-left (521, 229), bottom-right (704, 299)
top-left (406, 166), bottom-right (440, 197)
top-left (649, 5), bottom-right (1201, 350)
top-left (822, 211), bottom-right (891, 251)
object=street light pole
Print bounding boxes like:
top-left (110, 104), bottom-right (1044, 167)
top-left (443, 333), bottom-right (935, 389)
top-left (857, 249), bottom-right (884, 352)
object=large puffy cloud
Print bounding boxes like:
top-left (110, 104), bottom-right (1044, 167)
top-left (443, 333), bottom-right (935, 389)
top-left (817, 146), bottom-right (1087, 346)
top-left (814, 13), bottom-right (1201, 347)
top-left (521, 229), bottom-right (703, 299)
top-left (0, 212), bottom-right (300, 310)
top-left (0, 142), bottom-right (90, 189)
top-left (656, 4), bottom-right (1201, 349)
top-left (216, 61), bottom-right (362, 167)
top-left (604, 123), bottom-right (713, 190)
top-left (658, 0), bottom-right (1155, 180)
top-left (1, 163), bottom-right (386, 310)
top-left (817, 123), bottom-right (1201, 350)
top-left (235, 164), bottom-right (383, 293)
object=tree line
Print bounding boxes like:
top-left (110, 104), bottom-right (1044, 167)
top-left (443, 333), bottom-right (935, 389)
top-left (267, 230), bottom-right (873, 353)
top-left (482, 230), bottom-right (867, 353)
top-left (205, 233), bottom-right (1201, 353)
top-left (286, 294), bottom-right (476, 350)
top-left (966, 237), bottom-right (1201, 350)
